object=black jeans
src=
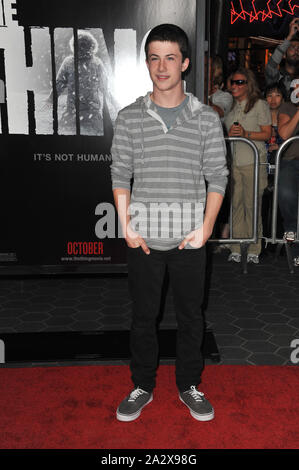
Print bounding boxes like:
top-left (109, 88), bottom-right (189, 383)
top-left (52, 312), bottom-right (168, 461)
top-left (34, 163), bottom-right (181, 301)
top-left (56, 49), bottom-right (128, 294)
top-left (127, 245), bottom-right (206, 393)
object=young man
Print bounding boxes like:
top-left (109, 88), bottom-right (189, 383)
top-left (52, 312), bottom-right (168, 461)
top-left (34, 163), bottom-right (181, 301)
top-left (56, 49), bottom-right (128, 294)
top-left (110, 24), bottom-right (228, 422)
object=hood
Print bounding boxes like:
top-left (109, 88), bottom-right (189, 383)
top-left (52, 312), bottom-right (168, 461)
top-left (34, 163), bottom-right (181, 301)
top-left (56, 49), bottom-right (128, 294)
top-left (135, 91), bottom-right (204, 123)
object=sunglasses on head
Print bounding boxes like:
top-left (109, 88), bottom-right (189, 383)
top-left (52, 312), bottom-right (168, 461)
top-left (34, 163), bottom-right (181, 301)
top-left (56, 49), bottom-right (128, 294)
top-left (231, 79), bottom-right (247, 86)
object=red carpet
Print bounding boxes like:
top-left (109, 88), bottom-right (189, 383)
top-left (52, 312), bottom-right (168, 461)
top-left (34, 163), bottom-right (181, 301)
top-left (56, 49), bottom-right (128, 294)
top-left (0, 364), bottom-right (298, 449)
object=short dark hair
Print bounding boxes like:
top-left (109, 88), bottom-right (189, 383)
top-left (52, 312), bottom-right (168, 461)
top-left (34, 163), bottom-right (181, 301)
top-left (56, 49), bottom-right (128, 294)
top-left (264, 82), bottom-right (286, 101)
top-left (144, 23), bottom-right (191, 62)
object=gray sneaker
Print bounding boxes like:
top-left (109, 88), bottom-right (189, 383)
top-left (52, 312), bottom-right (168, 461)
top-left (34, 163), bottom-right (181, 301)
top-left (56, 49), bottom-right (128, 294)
top-left (247, 254), bottom-right (259, 264)
top-left (116, 387), bottom-right (153, 422)
top-left (284, 231), bottom-right (297, 242)
top-left (228, 253), bottom-right (241, 263)
top-left (179, 386), bottom-right (214, 421)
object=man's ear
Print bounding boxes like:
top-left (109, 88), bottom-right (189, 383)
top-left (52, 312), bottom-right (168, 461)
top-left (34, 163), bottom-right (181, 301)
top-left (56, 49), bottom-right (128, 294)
top-left (182, 58), bottom-right (190, 73)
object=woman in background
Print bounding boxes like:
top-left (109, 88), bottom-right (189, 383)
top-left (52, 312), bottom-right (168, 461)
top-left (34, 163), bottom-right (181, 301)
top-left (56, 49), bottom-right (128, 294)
top-left (224, 67), bottom-right (271, 263)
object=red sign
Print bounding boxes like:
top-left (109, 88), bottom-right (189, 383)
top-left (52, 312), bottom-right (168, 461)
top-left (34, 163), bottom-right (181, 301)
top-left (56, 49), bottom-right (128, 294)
top-left (230, 0), bottom-right (299, 24)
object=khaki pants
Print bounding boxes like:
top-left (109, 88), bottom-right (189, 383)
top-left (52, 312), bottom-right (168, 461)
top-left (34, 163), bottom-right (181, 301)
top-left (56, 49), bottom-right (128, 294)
top-left (231, 164), bottom-right (267, 255)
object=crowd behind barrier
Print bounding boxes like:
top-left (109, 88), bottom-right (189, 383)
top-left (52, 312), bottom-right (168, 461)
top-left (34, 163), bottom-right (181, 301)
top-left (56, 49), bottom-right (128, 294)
top-left (210, 135), bottom-right (299, 274)
top-left (209, 18), bottom-right (299, 272)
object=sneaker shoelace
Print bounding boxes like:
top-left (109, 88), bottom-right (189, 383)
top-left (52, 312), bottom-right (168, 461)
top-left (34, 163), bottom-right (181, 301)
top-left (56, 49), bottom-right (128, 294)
top-left (187, 386), bottom-right (205, 402)
top-left (128, 387), bottom-right (146, 402)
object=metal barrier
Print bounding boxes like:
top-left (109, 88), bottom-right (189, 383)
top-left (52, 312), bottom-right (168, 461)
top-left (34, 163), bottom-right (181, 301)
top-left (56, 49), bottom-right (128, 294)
top-left (209, 137), bottom-right (260, 274)
top-left (266, 136), bottom-right (299, 274)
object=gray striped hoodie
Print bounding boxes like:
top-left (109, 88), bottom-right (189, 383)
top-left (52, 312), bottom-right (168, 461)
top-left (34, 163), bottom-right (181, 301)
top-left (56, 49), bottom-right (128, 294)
top-left (111, 92), bottom-right (228, 250)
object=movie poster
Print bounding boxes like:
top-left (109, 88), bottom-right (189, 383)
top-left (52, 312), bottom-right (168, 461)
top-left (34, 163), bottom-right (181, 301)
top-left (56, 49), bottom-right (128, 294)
top-left (0, 0), bottom-right (196, 271)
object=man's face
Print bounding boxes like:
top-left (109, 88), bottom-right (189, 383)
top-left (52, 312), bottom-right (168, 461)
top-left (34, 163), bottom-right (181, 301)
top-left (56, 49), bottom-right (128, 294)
top-left (286, 41), bottom-right (299, 66)
top-left (146, 41), bottom-right (189, 94)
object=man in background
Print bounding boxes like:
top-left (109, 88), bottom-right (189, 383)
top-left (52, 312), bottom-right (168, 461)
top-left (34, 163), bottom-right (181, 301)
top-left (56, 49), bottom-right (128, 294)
top-left (265, 17), bottom-right (299, 99)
